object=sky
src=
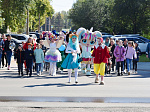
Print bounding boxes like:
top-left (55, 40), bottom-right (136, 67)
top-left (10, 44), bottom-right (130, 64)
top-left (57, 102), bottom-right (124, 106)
top-left (51, 0), bottom-right (76, 12)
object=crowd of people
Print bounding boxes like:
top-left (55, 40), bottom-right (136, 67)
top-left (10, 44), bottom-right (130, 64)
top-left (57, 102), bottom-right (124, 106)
top-left (0, 28), bottom-right (150, 85)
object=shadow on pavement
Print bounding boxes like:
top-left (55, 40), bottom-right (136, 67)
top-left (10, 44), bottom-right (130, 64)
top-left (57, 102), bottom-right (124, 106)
top-left (24, 82), bottom-right (95, 88)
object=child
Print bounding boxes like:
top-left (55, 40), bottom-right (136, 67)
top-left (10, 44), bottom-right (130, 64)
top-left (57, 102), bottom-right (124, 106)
top-left (125, 41), bottom-right (137, 75)
top-left (0, 38), bottom-right (4, 68)
top-left (14, 44), bottom-right (25, 76)
top-left (114, 40), bottom-right (126, 76)
top-left (34, 44), bottom-right (44, 76)
top-left (61, 34), bottom-right (80, 83)
top-left (57, 32), bottom-right (66, 73)
top-left (133, 41), bottom-right (141, 74)
top-left (45, 34), bottom-right (63, 76)
top-left (25, 43), bottom-right (35, 77)
top-left (91, 35), bottom-right (110, 85)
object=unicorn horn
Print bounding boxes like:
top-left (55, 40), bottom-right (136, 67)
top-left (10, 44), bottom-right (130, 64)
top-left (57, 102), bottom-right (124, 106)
top-left (90, 27), bottom-right (93, 32)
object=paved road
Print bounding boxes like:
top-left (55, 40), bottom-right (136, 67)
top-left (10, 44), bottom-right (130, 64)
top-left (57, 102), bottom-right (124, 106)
top-left (0, 102), bottom-right (150, 112)
top-left (0, 60), bottom-right (149, 98)
top-left (0, 60), bottom-right (150, 111)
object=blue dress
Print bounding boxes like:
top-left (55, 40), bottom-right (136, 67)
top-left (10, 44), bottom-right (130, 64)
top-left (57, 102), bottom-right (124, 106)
top-left (61, 45), bottom-right (80, 69)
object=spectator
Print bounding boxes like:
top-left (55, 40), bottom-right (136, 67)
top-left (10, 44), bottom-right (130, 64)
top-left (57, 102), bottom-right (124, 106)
top-left (2, 34), bottom-right (7, 68)
top-left (4, 34), bottom-right (14, 70)
top-left (25, 43), bottom-right (35, 77)
top-left (123, 39), bottom-right (128, 73)
top-left (105, 37), bottom-right (110, 47)
top-left (146, 42), bottom-right (150, 59)
top-left (14, 44), bottom-right (25, 76)
top-left (125, 41), bottom-right (137, 75)
top-left (36, 34), bottom-right (45, 43)
top-left (133, 41), bottom-right (141, 74)
top-left (34, 44), bottom-right (44, 76)
top-left (0, 37), bottom-right (4, 68)
top-left (66, 31), bottom-right (72, 44)
top-left (23, 37), bottom-right (36, 50)
top-left (114, 40), bottom-right (126, 76)
top-left (109, 40), bottom-right (116, 72)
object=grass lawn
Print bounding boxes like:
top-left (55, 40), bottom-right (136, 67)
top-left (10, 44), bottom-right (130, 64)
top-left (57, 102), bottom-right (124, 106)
top-left (139, 54), bottom-right (150, 62)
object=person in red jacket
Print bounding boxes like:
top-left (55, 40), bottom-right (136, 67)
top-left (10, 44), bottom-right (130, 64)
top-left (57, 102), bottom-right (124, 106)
top-left (91, 37), bottom-right (110, 85)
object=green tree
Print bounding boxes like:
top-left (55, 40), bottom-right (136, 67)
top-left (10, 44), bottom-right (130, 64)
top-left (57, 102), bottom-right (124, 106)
top-left (113, 0), bottom-right (150, 34)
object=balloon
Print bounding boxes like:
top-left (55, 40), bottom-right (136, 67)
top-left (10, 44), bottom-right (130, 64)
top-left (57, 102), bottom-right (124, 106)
top-left (59, 45), bottom-right (66, 51)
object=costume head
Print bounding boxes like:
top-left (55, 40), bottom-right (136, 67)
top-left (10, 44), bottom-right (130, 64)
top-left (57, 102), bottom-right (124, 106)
top-left (42, 31), bottom-right (51, 38)
top-left (50, 34), bottom-right (58, 41)
top-left (77, 27), bottom-right (102, 47)
top-left (52, 30), bottom-right (59, 37)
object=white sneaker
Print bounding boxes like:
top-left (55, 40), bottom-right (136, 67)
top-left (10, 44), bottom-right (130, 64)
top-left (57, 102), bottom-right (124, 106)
top-left (100, 81), bottom-right (105, 85)
top-left (61, 70), bottom-right (63, 74)
top-left (37, 73), bottom-right (39, 76)
top-left (39, 71), bottom-right (41, 76)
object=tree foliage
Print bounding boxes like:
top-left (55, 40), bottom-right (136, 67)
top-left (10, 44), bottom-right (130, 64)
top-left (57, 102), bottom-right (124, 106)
top-left (51, 11), bottom-right (72, 31)
top-left (0, 0), bottom-right (54, 33)
top-left (68, 0), bottom-right (150, 35)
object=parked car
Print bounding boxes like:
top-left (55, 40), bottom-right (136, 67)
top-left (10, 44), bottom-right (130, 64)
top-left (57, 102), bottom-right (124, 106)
top-left (102, 35), bottom-right (113, 42)
top-left (111, 36), bottom-right (149, 52)
top-left (29, 32), bottom-right (40, 38)
top-left (101, 32), bottom-right (111, 35)
top-left (6, 34), bottom-right (29, 43)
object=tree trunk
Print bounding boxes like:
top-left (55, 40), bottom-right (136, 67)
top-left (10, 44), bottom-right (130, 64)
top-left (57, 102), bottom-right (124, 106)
top-left (49, 16), bottom-right (51, 31)
top-left (38, 14), bottom-right (40, 33)
top-left (45, 16), bottom-right (47, 31)
top-left (26, 9), bottom-right (29, 35)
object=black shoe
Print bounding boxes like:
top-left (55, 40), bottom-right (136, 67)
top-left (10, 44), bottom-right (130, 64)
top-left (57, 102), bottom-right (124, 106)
top-left (75, 81), bottom-right (78, 84)
top-left (18, 72), bottom-right (20, 76)
top-left (121, 72), bottom-right (124, 76)
top-left (117, 73), bottom-right (120, 76)
top-left (21, 73), bottom-right (24, 76)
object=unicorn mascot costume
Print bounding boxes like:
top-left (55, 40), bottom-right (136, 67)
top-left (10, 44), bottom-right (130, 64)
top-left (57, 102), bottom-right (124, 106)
top-left (77, 27), bottom-right (102, 76)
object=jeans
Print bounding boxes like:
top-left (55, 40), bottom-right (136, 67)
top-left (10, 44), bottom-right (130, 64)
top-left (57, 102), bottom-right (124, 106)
top-left (41, 62), bottom-right (44, 72)
top-left (36, 63), bottom-right (42, 74)
top-left (126, 58), bottom-right (132, 72)
top-left (6, 51), bottom-right (12, 66)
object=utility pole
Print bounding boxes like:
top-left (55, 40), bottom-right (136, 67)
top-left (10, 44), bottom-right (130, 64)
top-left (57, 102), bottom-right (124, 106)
top-left (38, 14), bottom-right (40, 33)
top-left (26, 8), bottom-right (29, 35)
top-left (45, 16), bottom-right (47, 31)
top-left (49, 16), bottom-right (51, 31)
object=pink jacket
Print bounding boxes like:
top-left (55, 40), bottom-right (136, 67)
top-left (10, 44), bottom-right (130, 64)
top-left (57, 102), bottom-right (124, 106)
top-left (125, 46), bottom-right (137, 59)
top-left (114, 46), bottom-right (126, 62)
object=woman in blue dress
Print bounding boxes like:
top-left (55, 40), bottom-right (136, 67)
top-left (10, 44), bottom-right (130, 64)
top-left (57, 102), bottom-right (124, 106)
top-left (61, 34), bottom-right (80, 83)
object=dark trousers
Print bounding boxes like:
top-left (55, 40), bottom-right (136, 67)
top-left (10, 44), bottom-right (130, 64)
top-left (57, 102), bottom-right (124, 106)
top-left (18, 63), bottom-right (23, 74)
top-left (111, 57), bottom-right (116, 71)
top-left (133, 60), bottom-right (138, 71)
top-left (117, 61), bottom-right (124, 74)
top-left (26, 60), bottom-right (33, 76)
top-left (2, 50), bottom-right (7, 67)
top-left (123, 60), bottom-right (127, 71)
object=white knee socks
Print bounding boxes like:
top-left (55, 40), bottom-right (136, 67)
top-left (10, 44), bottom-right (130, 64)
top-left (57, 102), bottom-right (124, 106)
top-left (68, 68), bottom-right (78, 82)
top-left (68, 69), bottom-right (72, 82)
top-left (49, 62), bottom-right (56, 76)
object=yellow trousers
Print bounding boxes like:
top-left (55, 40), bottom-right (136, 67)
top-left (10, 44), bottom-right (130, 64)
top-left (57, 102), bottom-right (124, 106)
top-left (94, 63), bottom-right (105, 76)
